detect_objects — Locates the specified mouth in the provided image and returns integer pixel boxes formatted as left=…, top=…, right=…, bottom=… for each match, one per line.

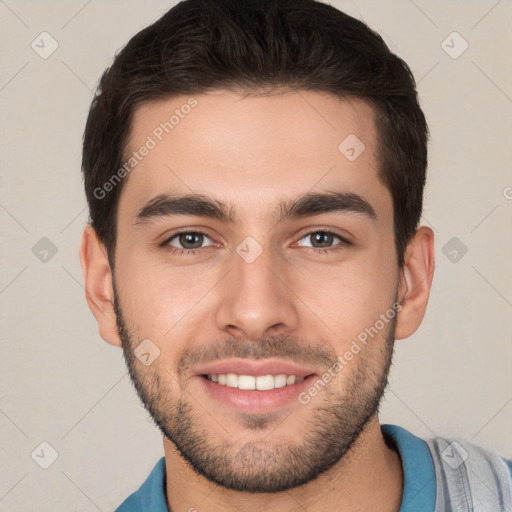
left=193, top=359, right=318, bottom=414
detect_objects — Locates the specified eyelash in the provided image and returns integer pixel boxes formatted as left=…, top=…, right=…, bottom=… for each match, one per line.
left=160, top=230, right=351, bottom=256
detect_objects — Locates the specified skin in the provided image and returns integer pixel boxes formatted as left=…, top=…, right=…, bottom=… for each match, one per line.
left=80, top=90, right=435, bottom=511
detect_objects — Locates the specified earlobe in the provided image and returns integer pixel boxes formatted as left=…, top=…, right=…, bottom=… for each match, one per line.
left=79, top=225, right=122, bottom=347
left=395, top=226, right=435, bottom=340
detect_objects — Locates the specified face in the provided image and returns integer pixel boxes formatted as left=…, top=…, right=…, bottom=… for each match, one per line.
left=111, top=90, right=402, bottom=492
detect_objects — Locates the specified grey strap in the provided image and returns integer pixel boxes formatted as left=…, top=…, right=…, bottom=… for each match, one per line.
left=425, top=436, right=512, bottom=512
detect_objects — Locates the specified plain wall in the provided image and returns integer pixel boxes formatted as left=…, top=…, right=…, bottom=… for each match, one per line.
left=1, top=0, right=511, bottom=510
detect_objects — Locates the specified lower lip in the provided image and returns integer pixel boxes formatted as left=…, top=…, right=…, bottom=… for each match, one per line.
left=198, top=375, right=316, bottom=414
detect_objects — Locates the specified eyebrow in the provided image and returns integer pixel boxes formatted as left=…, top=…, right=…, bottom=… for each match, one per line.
left=134, top=190, right=377, bottom=226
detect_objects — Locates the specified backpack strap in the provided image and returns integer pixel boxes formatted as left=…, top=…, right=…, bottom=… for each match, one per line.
left=425, top=436, right=512, bottom=512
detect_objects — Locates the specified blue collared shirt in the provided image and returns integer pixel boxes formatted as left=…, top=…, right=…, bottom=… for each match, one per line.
left=115, top=424, right=512, bottom=511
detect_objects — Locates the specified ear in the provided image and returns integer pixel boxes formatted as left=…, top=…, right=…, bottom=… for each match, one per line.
left=79, top=225, right=122, bottom=347
left=395, top=226, right=435, bottom=340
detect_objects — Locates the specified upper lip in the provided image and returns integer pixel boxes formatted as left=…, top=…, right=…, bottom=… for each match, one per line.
left=193, top=359, right=318, bottom=378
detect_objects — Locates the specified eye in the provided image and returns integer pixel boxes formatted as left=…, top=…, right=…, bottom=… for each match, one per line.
left=163, top=231, right=214, bottom=253
left=160, top=229, right=351, bottom=257
left=296, top=230, right=350, bottom=252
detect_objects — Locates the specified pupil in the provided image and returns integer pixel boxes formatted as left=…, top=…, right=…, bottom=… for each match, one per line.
left=180, top=233, right=202, bottom=249
left=313, top=232, right=332, bottom=248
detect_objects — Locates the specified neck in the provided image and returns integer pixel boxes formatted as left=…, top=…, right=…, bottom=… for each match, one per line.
left=163, top=415, right=404, bottom=512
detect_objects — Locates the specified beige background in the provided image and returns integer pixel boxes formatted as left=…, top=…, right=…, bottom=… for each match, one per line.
left=1, top=0, right=511, bottom=510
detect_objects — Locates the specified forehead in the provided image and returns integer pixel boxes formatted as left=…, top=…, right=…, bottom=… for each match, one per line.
left=119, top=90, right=391, bottom=227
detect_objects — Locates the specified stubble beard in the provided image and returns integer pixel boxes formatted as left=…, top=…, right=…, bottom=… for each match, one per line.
left=113, top=283, right=397, bottom=493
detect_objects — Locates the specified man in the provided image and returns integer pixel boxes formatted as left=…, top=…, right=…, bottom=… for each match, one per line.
left=78, top=0, right=512, bottom=510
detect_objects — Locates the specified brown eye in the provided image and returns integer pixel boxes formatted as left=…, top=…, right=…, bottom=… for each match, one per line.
left=297, top=230, right=348, bottom=250
left=310, top=232, right=335, bottom=248
left=165, top=231, right=214, bottom=251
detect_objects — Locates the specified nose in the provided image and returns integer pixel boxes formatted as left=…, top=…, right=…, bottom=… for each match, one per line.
left=214, top=242, right=300, bottom=341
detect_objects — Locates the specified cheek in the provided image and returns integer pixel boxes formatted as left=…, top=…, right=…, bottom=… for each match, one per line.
left=289, top=255, right=397, bottom=342
left=114, top=250, right=221, bottom=341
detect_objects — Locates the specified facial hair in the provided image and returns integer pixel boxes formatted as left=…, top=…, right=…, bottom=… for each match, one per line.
left=113, top=281, right=397, bottom=493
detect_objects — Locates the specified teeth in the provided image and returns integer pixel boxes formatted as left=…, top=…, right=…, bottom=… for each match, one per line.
left=274, top=374, right=287, bottom=388
left=226, top=373, right=237, bottom=388
left=238, top=375, right=256, bottom=390
left=206, top=373, right=305, bottom=390
left=256, top=375, right=274, bottom=391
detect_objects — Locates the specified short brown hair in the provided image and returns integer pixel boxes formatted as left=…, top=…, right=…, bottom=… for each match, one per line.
left=82, top=0, right=429, bottom=269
